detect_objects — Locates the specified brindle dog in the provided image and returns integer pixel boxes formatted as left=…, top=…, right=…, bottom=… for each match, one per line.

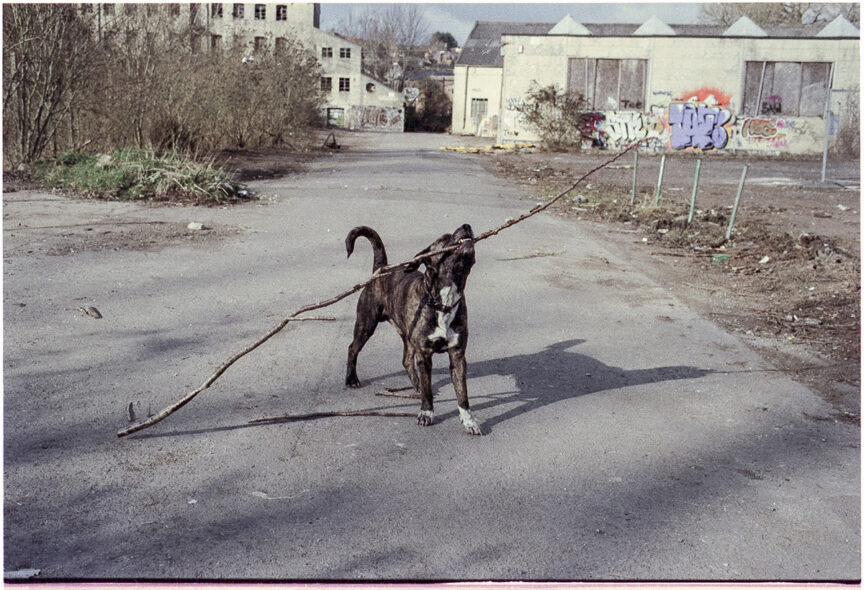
left=344, top=224, right=481, bottom=435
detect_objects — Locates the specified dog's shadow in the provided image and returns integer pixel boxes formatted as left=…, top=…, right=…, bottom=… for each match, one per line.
left=376, top=339, right=711, bottom=432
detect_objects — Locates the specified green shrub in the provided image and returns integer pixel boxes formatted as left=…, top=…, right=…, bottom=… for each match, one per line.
left=33, top=149, right=249, bottom=204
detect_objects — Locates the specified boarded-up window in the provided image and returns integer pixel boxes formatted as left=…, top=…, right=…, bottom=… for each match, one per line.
left=210, top=34, right=222, bottom=50
left=567, top=58, right=646, bottom=110
left=743, top=61, right=830, bottom=116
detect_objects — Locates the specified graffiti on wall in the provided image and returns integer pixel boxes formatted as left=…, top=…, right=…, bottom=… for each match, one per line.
left=348, top=105, right=403, bottom=132
left=576, top=112, right=606, bottom=145
left=597, top=111, right=666, bottom=148
left=668, top=102, right=733, bottom=150
left=476, top=114, right=499, bottom=137
left=676, top=88, right=732, bottom=107
left=761, top=95, right=782, bottom=114
left=739, top=117, right=791, bottom=148
left=504, top=97, right=524, bottom=111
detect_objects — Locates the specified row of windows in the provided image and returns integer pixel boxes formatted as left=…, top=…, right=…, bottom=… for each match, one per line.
left=321, top=77, right=351, bottom=92
left=566, top=58, right=831, bottom=117
left=211, top=4, right=288, bottom=21
left=90, top=4, right=182, bottom=17
left=321, top=47, right=351, bottom=59
left=92, top=3, right=289, bottom=21
left=210, top=34, right=291, bottom=51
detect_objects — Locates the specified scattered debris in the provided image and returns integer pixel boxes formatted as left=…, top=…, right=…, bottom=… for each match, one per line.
left=127, top=402, right=135, bottom=422
left=187, top=222, right=210, bottom=231
left=712, top=254, right=731, bottom=263
left=759, top=256, right=771, bottom=264
left=77, top=305, right=102, bottom=319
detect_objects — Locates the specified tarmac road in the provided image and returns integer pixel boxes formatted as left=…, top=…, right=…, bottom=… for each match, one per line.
left=3, top=132, right=860, bottom=581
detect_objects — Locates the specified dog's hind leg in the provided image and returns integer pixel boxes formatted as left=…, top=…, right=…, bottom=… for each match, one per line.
left=449, top=348, right=482, bottom=435
left=402, top=343, right=421, bottom=393
left=345, top=305, right=379, bottom=389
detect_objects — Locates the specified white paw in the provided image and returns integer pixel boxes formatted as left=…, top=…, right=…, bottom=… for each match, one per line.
left=417, top=409, right=435, bottom=427
left=458, top=407, right=482, bottom=436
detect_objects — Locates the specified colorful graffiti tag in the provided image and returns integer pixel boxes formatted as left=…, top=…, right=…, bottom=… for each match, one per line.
left=741, top=118, right=779, bottom=139
left=676, top=87, right=732, bottom=107
left=668, top=103, right=732, bottom=150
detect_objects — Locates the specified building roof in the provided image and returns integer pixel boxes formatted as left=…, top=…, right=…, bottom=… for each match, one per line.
left=457, top=21, right=553, bottom=67
left=458, top=16, right=858, bottom=67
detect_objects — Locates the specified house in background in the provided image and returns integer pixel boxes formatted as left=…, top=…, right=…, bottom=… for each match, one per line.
left=91, top=3, right=404, bottom=132
left=452, top=22, right=552, bottom=138
left=208, top=3, right=404, bottom=132
left=453, top=15, right=859, bottom=155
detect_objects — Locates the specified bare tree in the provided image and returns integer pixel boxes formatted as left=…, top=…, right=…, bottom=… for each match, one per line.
left=3, top=3, right=325, bottom=164
left=699, top=2, right=859, bottom=27
left=3, top=4, right=105, bottom=164
left=333, top=4, right=428, bottom=89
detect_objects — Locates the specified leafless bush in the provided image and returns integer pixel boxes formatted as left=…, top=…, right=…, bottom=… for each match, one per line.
left=515, top=84, right=588, bottom=151
left=3, top=4, right=325, bottom=166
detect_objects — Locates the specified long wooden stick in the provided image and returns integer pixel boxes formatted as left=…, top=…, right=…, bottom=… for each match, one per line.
left=116, top=316, right=335, bottom=437
left=249, top=410, right=417, bottom=424
left=116, top=141, right=643, bottom=438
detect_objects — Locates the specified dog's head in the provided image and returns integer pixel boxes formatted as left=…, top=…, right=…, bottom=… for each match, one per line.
left=405, top=224, right=475, bottom=293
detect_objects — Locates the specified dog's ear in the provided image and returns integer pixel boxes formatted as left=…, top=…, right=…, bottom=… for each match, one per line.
left=403, top=245, right=431, bottom=273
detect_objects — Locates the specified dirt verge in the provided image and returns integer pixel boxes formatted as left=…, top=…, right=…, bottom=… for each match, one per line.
left=482, top=149, right=860, bottom=420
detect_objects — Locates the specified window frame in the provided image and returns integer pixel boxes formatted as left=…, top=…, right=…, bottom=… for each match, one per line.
left=742, top=60, right=832, bottom=117
left=567, top=57, right=647, bottom=111
left=276, top=5, right=287, bottom=21
left=470, top=97, right=489, bottom=122
left=339, top=47, right=351, bottom=59
left=254, top=4, right=266, bottom=20
left=232, top=3, right=244, bottom=19
left=211, top=3, right=223, bottom=18
left=339, top=77, right=351, bottom=92
left=321, top=47, right=333, bottom=58
left=321, top=77, right=333, bottom=93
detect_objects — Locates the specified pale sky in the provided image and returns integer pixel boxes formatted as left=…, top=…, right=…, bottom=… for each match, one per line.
left=317, top=3, right=706, bottom=45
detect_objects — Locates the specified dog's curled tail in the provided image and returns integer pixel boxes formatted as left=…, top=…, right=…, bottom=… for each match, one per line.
left=345, top=226, right=388, bottom=272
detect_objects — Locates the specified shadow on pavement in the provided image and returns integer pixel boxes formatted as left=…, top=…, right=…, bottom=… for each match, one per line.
left=133, top=339, right=710, bottom=438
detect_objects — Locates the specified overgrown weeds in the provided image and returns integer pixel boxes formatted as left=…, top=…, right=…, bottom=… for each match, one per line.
left=34, top=149, right=251, bottom=204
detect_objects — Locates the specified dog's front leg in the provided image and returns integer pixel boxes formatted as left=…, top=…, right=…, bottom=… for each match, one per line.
left=449, top=349, right=482, bottom=435
left=415, top=353, right=435, bottom=427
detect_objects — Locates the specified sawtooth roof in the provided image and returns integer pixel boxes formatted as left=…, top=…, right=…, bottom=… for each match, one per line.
left=458, top=19, right=858, bottom=67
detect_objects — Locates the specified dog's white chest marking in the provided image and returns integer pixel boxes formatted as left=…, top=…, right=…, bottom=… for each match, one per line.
left=428, top=286, right=461, bottom=347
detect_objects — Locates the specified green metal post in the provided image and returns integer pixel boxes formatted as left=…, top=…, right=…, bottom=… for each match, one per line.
left=725, top=164, right=749, bottom=241
left=687, top=159, right=702, bottom=225
left=654, top=153, right=666, bottom=206
left=629, top=149, right=639, bottom=206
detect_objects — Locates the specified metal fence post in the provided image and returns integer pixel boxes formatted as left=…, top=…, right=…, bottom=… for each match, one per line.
left=725, top=164, right=749, bottom=241
left=654, top=153, right=666, bottom=206
left=687, top=159, right=702, bottom=225
left=630, top=149, right=639, bottom=206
